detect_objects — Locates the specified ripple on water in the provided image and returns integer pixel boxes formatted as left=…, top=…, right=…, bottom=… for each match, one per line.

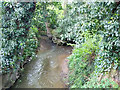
left=12, top=37, right=72, bottom=88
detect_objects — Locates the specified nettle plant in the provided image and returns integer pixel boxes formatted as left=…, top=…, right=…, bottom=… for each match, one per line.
left=1, top=2, right=36, bottom=73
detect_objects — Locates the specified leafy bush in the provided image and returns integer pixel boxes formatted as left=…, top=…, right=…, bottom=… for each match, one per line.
left=23, top=26, right=39, bottom=60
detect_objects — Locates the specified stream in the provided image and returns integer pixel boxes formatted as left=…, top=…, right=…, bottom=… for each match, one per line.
left=12, top=36, right=72, bottom=88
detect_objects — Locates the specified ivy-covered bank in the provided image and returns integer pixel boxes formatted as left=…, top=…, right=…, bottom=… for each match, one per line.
left=56, top=1, right=120, bottom=88
left=1, top=2, right=38, bottom=88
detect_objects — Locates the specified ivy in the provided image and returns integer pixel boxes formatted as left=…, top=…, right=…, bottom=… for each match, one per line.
left=1, top=2, right=36, bottom=73
left=57, top=1, right=120, bottom=88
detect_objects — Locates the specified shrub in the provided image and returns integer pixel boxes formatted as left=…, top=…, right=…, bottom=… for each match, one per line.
left=68, top=33, right=101, bottom=88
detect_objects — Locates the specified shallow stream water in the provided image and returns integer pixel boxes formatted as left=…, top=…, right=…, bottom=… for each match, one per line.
left=12, top=36, right=72, bottom=88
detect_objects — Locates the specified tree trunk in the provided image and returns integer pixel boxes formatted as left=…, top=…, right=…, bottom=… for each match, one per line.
left=45, top=22, right=52, bottom=38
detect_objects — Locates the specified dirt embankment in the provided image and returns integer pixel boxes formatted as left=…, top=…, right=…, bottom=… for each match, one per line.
left=58, top=48, right=72, bottom=88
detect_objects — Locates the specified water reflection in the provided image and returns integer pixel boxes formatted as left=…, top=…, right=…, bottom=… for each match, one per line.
left=12, top=36, right=72, bottom=88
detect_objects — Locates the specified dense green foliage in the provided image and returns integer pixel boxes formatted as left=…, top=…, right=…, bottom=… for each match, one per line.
left=57, top=2, right=120, bottom=88
left=82, top=77, right=119, bottom=88
left=32, top=2, right=63, bottom=31
left=1, top=1, right=63, bottom=74
left=1, top=2, right=37, bottom=73
left=1, top=1, right=119, bottom=88
left=69, top=34, right=101, bottom=87
left=1, top=1, right=63, bottom=73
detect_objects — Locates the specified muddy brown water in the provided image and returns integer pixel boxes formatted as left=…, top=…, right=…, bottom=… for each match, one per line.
left=12, top=36, right=72, bottom=88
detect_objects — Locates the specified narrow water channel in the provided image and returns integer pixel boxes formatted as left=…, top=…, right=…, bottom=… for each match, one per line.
left=12, top=36, right=72, bottom=88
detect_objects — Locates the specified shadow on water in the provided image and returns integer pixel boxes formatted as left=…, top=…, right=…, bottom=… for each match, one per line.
left=12, top=36, right=72, bottom=88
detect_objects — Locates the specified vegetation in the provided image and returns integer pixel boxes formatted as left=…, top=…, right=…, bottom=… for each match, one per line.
left=57, top=2, right=119, bottom=88
left=1, top=2, right=36, bottom=73
left=32, top=2, right=63, bottom=36
left=1, top=1, right=120, bottom=89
